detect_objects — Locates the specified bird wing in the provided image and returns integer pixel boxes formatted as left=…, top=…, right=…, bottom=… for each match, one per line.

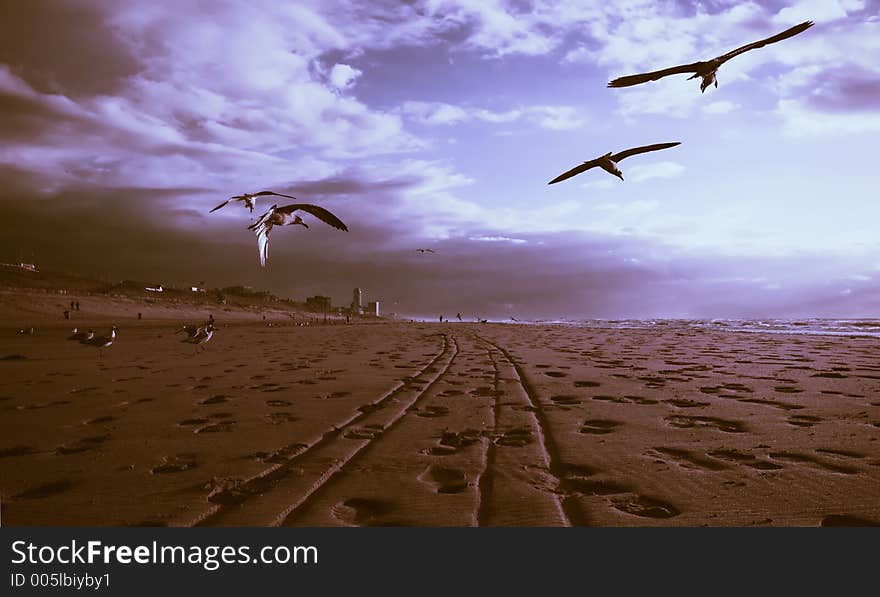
left=254, top=190, right=298, bottom=200
left=209, top=198, right=231, bottom=213
left=255, top=223, right=272, bottom=267
left=548, top=159, right=600, bottom=185
left=248, top=205, right=277, bottom=231
left=611, top=142, right=681, bottom=162
left=607, top=62, right=702, bottom=88
left=276, top=204, right=348, bottom=231
left=426, top=249, right=435, bottom=253
left=715, top=21, right=814, bottom=64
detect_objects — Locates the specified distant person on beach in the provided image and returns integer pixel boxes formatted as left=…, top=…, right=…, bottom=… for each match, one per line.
left=75, top=301, right=80, bottom=311
left=137, top=312, right=142, bottom=320
left=63, top=310, right=70, bottom=320
left=456, top=312, right=462, bottom=321
left=70, top=300, right=75, bottom=310
left=439, top=315, right=443, bottom=323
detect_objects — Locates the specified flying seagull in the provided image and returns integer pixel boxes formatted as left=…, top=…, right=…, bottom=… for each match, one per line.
left=248, top=203, right=348, bottom=267
left=416, top=248, right=435, bottom=254
left=209, top=190, right=298, bottom=214
left=548, top=142, right=681, bottom=184
left=607, top=21, right=814, bottom=93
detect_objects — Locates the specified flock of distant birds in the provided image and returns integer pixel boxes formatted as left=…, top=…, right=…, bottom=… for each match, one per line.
left=15, top=20, right=817, bottom=355
left=205, top=21, right=814, bottom=265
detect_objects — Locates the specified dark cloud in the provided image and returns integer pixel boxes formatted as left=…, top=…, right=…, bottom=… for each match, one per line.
left=2, top=185, right=875, bottom=319
left=0, top=0, right=140, bottom=96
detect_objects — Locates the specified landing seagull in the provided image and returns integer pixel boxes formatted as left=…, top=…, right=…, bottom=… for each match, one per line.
left=209, top=190, right=298, bottom=214
left=248, top=203, right=348, bottom=267
left=182, top=323, right=214, bottom=353
left=608, top=21, right=814, bottom=93
left=548, top=142, right=681, bottom=184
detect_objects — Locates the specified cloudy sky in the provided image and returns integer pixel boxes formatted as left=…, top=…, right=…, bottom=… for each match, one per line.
left=1, top=0, right=879, bottom=319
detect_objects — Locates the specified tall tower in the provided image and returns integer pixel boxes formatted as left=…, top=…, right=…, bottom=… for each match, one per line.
left=352, top=287, right=363, bottom=311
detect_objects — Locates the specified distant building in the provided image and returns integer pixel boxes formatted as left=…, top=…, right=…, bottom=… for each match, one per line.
left=306, top=295, right=332, bottom=312
left=367, top=300, right=380, bottom=317
left=352, top=287, right=364, bottom=314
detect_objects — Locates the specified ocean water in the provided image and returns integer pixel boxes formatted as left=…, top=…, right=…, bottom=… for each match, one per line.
left=553, top=318, right=880, bottom=337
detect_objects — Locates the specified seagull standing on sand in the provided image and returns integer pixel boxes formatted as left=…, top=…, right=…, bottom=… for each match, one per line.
left=83, top=326, right=117, bottom=357
left=209, top=190, right=299, bottom=214
left=248, top=203, right=348, bottom=267
left=607, top=21, right=814, bottom=93
left=548, top=142, right=681, bottom=184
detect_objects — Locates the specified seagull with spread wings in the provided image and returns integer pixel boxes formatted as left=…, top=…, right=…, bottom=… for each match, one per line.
left=209, top=190, right=298, bottom=213
left=248, top=203, right=348, bottom=267
left=607, top=21, right=814, bottom=93
left=548, top=142, right=681, bottom=184
left=416, top=248, right=435, bottom=254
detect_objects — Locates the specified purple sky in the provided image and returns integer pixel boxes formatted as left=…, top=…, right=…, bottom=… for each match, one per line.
left=1, top=0, right=879, bottom=319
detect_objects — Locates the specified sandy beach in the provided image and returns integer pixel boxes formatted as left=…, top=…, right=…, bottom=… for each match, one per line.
left=2, top=307, right=878, bottom=527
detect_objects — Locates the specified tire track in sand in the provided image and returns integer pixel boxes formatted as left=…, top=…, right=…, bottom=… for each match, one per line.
left=168, top=333, right=451, bottom=526
left=192, top=334, right=459, bottom=526
left=475, top=334, right=584, bottom=526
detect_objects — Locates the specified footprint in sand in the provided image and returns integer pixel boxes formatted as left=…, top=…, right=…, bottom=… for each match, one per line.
left=665, top=414, right=746, bottom=433
left=663, top=398, right=709, bottom=408
left=544, top=371, right=567, bottom=378
left=418, top=464, right=469, bottom=494
left=423, top=429, right=482, bottom=455
left=266, top=399, right=293, bottom=407
left=266, top=412, right=300, bottom=424
left=199, top=395, right=230, bottom=405
left=579, top=419, right=621, bottom=435
left=768, top=452, right=857, bottom=475
left=612, top=495, right=680, bottom=519
left=55, top=434, right=111, bottom=455
left=709, top=448, right=782, bottom=470
left=648, top=447, right=728, bottom=471
left=413, top=405, right=450, bottom=418
left=573, top=380, right=601, bottom=388
left=787, top=414, right=822, bottom=428
left=13, top=479, right=76, bottom=500
left=178, top=418, right=209, bottom=427
left=151, top=454, right=198, bottom=474
left=774, top=385, right=804, bottom=394
left=84, top=415, right=116, bottom=425
left=550, top=394, right=581, bottom=406
left=331, top=497, right=395, bottom=526
left=195, top=421, right=236, bottom=434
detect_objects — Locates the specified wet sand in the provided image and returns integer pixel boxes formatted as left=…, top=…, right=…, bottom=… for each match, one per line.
left=1, top=319, right=879, bottom=526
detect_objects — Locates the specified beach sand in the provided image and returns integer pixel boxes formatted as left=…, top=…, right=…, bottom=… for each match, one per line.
left=2, top=314, right=879, bottom=527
